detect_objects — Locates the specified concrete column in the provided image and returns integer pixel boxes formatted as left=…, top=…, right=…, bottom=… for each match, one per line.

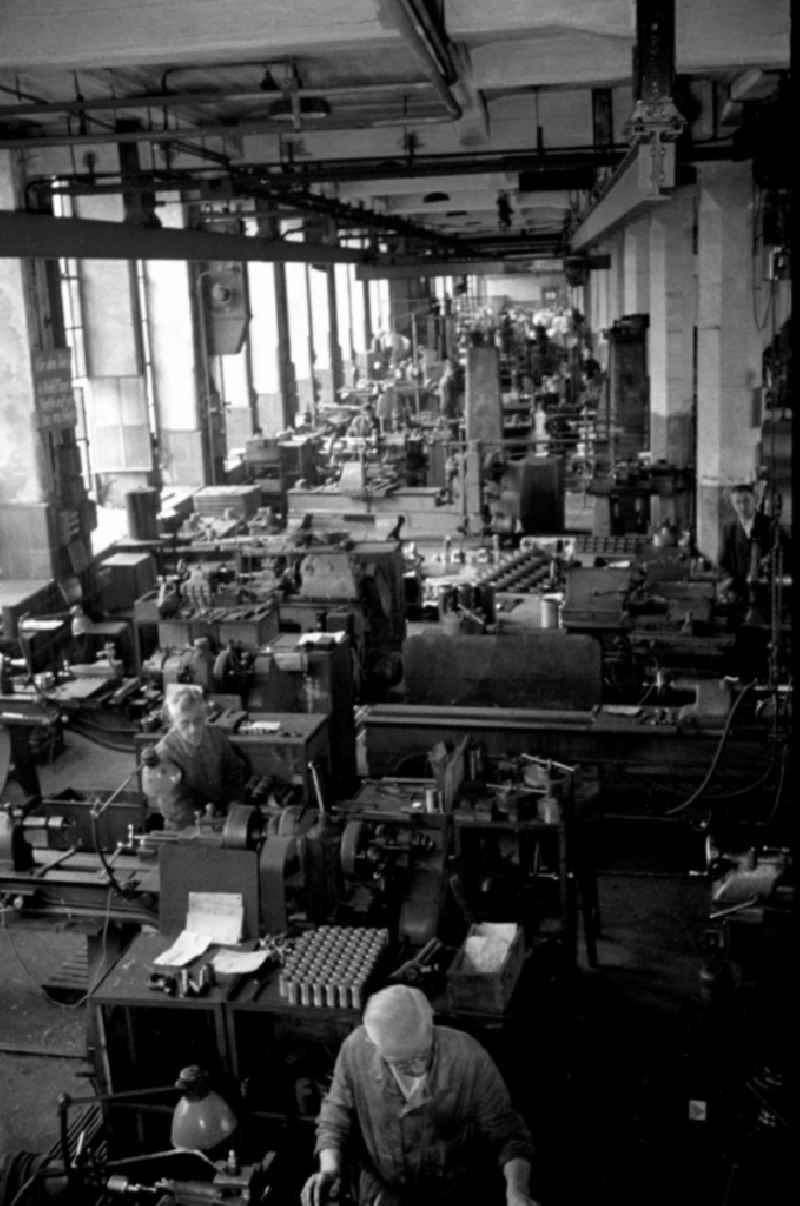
left=624, top=217, right=650, bottom=316
left=273, top=261, right=297, bottom=427
left=256, top=210, right=296, bottom=429
left=146, top=196, right=205, bottom=486
left=590, top=246, right=607, bottom=346
left=465, top=346, right=502, bottom=443
left=649, top=187, right=695, bottom=473
left=594, top=237, right=619, bottom=369
left=0, top=150, right=51, bottom=576
left=326, top=266, right=344, bottom=398
left=388, top=275, right=431, bottom=343
left=696, top=162, right=764, bottom=563
left=611, top=230, right=626, bottom=323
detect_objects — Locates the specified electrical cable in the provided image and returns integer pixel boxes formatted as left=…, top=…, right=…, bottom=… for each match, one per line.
left=701, top=705, right=783, bottom=802
left=65, top=724, right=136, bottom=754
left=664, top=680, right=757, bottom=815
left=6, top=1152, right=58, bottom=1206
left=89, top=811, right=127, bottom=899
left=761, top=742, right=789, bottom=827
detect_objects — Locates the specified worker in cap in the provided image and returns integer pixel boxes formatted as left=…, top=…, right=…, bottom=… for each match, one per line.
left=301, top=984, right=538, bottom=1206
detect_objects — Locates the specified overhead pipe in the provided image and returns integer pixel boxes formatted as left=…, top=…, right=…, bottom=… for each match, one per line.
left=0, top=80, right=435, bottom=120
left=381, top=0, right=462, bottom=120
left=0, top=79, right=229, bottom=167
left=0, top=108, right=453, bottom=150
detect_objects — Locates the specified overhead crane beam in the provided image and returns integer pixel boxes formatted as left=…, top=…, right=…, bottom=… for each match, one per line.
left=0, top=210, right=366, bottom=263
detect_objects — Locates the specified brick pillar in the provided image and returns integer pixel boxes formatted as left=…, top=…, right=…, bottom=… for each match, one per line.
left=696, top=162, right=763, bottom=563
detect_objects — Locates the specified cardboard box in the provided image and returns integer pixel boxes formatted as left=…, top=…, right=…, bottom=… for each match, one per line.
left=446, top=923, right=525, bottom=1015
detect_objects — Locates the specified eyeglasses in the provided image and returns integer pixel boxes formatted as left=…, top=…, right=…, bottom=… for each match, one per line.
left=385, top=1055, right=429, bottom=1076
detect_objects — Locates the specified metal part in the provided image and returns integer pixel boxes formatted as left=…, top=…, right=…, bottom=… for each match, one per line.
left=259, top=834, right=303, bottom=933
left=308, top=761, right=326, bottom=817
left=340, top=820, right=364, bottom=877
left=280, top=925, right=388, bottom=1009
left=221, top=804, right=262, bottom=850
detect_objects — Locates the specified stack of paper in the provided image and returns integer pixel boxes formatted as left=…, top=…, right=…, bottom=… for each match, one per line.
left=464, top=923, right=518, bottom=974
left=153, top=892, right=244, bottom=967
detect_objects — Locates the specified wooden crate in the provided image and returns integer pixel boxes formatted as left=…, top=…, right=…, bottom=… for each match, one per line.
left=446, top=923, right=525, bottom=1015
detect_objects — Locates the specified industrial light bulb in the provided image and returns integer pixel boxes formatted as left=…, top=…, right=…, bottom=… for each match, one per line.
left=170, top=1066, right=237, bottom=1152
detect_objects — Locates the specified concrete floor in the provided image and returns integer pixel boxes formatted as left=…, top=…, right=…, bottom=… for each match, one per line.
left=0, top=733, right=135, bottom=1158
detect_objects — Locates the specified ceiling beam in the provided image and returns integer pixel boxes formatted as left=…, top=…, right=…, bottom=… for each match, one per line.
left=238, top=146, right=629, bottom=185
left=356, top=257, right=565, bottom=280
left=0, top=210, right=366, bottom=263
left=39, top=173, right=470, bottom=252
left=380, top=0, right=462, bottom=120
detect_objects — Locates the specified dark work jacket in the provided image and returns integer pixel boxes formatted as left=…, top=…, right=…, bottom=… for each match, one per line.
left=719, top=514, right=774, bottom=597
left=316, top=1024, right=533, bottom=1205
left=154, top=726, right=249, bottom=829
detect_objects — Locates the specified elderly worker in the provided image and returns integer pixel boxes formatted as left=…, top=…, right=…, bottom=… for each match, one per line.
left=153, top=686, right=249, bottom=830
left=301, top=984, right=537, bottom=1206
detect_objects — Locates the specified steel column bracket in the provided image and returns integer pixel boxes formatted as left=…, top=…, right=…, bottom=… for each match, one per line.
left=568, top=141, right=675, bottom=251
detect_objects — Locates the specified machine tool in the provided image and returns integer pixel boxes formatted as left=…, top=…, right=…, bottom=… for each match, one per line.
left=140, top=791, right=342, bottom=937
left=0, top=1074, right=283, bottom=1206
left=336, top=780, right=450, bottom=948
left=246, top=631, right=357, bottom=794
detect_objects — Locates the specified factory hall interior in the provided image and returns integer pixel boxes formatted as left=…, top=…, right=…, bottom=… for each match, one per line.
left=0, top=2, right=794, bottom=1205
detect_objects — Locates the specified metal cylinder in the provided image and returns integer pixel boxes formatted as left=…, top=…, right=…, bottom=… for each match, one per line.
left=540, top=594, right=560, bottom=628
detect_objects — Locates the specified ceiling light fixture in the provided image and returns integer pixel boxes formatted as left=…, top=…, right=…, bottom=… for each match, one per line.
left=268, top=96, right=331, bottom=120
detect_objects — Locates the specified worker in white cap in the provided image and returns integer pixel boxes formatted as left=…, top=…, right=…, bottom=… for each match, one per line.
left=301, top=984, right=537, bottom=1206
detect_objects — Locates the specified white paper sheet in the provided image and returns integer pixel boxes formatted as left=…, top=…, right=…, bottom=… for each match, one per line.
left=211, top=949, right=269, bottom=976
left=186, top=892, right=244, bottom=945
left=153, top=931, right=211, bottom=967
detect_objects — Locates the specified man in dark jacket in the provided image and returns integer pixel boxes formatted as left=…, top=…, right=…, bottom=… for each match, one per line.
left=717, top=484, right=789, bottom=681
left=718, top=484, right=773, bottom=608
left=154, top=686, right=249, bottom=829
left=301, top=985, right=537, bottom=1206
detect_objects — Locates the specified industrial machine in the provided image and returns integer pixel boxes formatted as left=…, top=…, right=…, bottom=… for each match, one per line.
left=337, top=781, right=450, bottom=948
left=0, top=1074, right=295, bottom=1205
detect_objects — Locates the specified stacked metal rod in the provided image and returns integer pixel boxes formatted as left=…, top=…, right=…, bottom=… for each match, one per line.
left=480, top=549, right=553, bottom=594
left=278, top=925, right=389, bottom=1009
